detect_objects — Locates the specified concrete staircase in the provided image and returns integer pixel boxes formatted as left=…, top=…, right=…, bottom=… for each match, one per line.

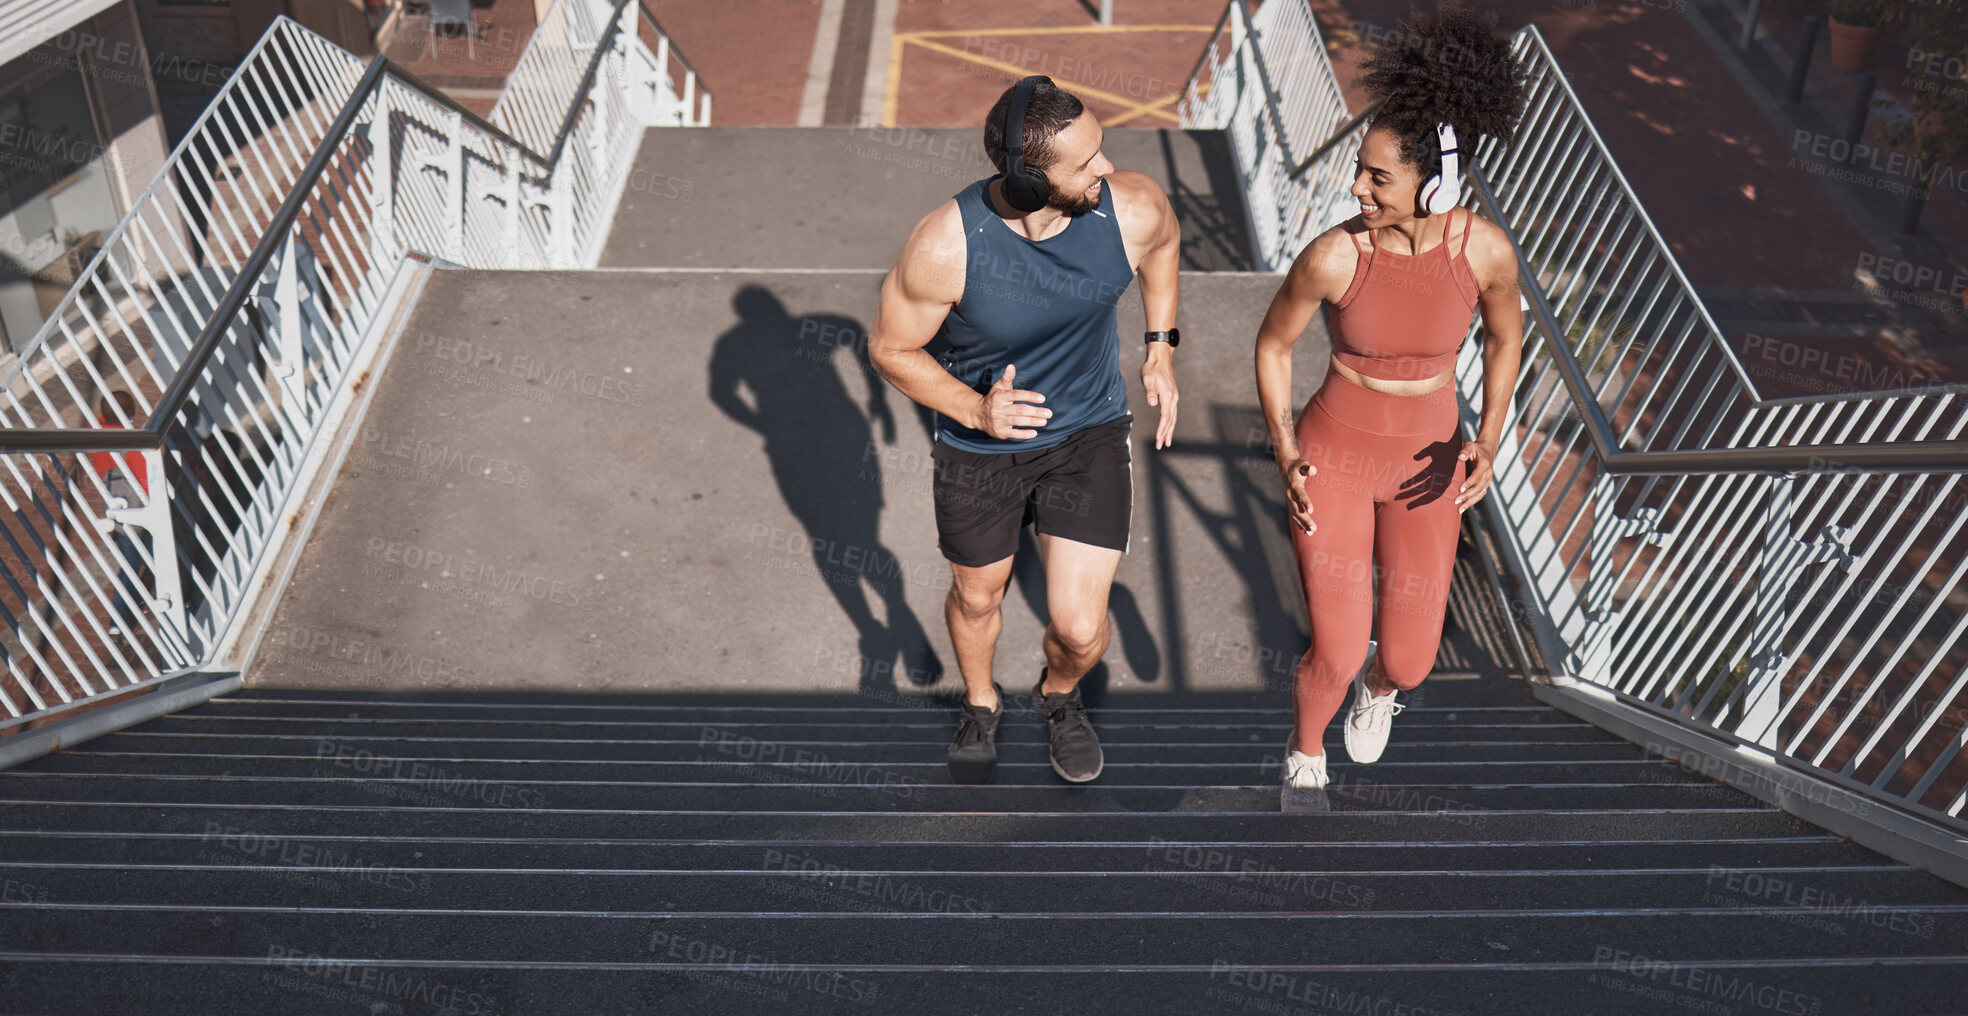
left=5, top=687, right=1967, bottom=1013
left=3, top=128, right=1966, bottom=1014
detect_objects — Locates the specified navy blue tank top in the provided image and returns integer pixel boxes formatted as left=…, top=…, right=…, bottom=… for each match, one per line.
left=929, top=177, right=1135, bottom=454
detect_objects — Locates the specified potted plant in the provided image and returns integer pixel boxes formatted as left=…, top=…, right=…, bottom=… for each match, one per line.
left=1825, top=0, right=1894, bottom=71
left=1875, top=0, right=1967, bottom=234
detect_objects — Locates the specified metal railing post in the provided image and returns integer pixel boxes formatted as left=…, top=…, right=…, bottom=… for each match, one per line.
left=1740, top=0, right=1765, bottom=48
left=1738, top=474, right=1856, bottom=746
left=365, top=89, right=396, bottom=255
left=444, top=109, right=466, bottom=262
left=1844, top=71, right=1876, bottom=164
left=1787, top=17, right=1820, bottom=103
left=551, top=171, right=575, bottom=269
left=504, top=159, right=523, bottom=265
left=268, top=227, right=308, bottom=411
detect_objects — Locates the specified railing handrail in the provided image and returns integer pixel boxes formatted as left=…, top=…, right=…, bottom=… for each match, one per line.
left=0, top=0, right=672, bottom=455
left=1288, top=98, right=1380, bottom=180
left=394, top=62, right=554, bottom=168
left=636, top=1, right=706, bottom=83
left=1511, top=27, right=1762, bottom=402
left=1233, top=0, right=1299, bottom=169
left=0, top=52, right=390, bottom=457
left=1180, top=0, right=1235, bottom=101
left=544, top=0, right=634, bottom=168
left=1468, top=164, right=1968, bottom=475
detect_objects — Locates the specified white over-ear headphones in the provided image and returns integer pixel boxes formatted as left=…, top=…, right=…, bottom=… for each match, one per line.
left=1419, top=122, right=1461, bottom=215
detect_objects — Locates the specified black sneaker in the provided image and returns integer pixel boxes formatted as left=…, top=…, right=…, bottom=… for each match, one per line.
left=1033, top=669, right=1104, bottom=783
left=947, top=683, right=1004, bottom=784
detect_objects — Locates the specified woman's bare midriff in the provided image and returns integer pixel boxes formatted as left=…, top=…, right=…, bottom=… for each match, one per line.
left=1330, top=358, right=1455, bottom=396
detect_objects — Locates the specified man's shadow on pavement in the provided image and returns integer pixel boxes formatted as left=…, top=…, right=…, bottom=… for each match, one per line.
left=707, top=285, right=943, bottom=695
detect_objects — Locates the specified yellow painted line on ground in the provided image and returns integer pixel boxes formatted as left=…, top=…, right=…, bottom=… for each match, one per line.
left=1099, top=89, right=1183, bottom=127
left=900, top=25, right=1214, bottom=38
left=900, top=34, right=1183, bottom=124
left=883, top=28, right=905, bottom=126
left=881, top=24, right=1213, bottom=128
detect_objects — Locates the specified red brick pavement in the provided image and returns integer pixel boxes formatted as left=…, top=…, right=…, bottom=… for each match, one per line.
left=384, top=0, right=545, bottom=117
left=642, top=0, right=826, bottom=125
left=1746, top=0, right=1968, bottom=285
left=639, top=1, right=1225, bottom=126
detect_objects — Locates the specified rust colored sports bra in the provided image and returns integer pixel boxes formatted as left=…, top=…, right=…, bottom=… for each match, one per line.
left=1327, top=207, right=1482, bottom=382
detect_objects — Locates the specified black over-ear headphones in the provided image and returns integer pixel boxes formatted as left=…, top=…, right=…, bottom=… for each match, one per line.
left=1001, top=75, right=1053, bottom=213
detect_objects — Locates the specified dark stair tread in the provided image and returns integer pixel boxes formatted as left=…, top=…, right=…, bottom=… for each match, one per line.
left=0, top=833, right=1891, bottom=872
left=0, top=802, right=1824, bottom=841
left=7, top=864, right=1959, bottom=914
left=0, top=775, right=1761, bottom=812
left=20, top=755, right=1726, bottom=785
left=1, top=957, right=1957, bottom=1016
left=65, top=735, right=1651, bottom=764
left=6, top=908, right=1964, bottom=965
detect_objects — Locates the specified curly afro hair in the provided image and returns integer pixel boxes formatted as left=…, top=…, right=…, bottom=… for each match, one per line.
left=1356, top=4, right=1526, bottom=186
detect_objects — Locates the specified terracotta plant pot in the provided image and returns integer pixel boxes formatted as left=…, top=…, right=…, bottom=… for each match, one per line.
left=1827, top=17, right=1885, bottom=72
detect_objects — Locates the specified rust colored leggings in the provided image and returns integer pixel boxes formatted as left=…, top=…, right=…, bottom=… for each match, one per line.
left=1287, top=364, right=1465, bottom=756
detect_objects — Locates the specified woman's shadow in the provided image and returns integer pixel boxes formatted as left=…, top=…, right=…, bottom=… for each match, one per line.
left=708, top=285, right=943, bottom=695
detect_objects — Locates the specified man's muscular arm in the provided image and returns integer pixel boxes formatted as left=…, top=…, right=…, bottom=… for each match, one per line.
left=868, top=201, right=1052, bottom=440
left=1108, top=171, right=1181, bottom=448
left=1109, top=171, right=1179, bottom=331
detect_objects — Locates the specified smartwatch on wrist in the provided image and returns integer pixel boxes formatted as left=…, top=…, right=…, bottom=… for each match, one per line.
left=1145, top=328, right=1180, bottom=349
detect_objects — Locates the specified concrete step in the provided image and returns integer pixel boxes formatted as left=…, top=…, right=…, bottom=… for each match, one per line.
left=599, top=127, right=1259, bottom=270
left=3, top=959, right=1961, bottom=1016
left=7, top=863, right=1954, bottom=914
left=217, top=680, right=1538, bottom=707
left=183, top=700, right=1555, bottom=721
left=0, top=773, right=1756, bottom=812
left=0, top=800, right=1821, bottom=841
left=26, top=753, right=1707, bottom=787
left=124, top=716, right=1611, bottom=743
left=0, top=832, right=1887, bottom=873
left=9, top=907, right=1964, bottom=965
left=71, top=733, right=1644, bottom=763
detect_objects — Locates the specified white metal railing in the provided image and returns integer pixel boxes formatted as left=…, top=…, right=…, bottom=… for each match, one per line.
left=1178, top=0, right=1349, bottom=271
left=0, top=0, right=707, bottom=738
left=1184, top=1, right=1968, bottom=832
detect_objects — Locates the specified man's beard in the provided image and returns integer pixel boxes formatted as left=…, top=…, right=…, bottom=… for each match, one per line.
left=1048, top=179, right=1100, bottom=217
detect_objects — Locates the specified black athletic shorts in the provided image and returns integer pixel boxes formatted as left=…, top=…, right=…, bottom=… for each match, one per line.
left=930, top=414, right=1133, bottom=567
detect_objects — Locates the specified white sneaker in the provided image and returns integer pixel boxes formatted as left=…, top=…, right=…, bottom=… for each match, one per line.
left=1281, top=749, right=1330, bottom=813
left=1343, top=641, right=1403, bottom=764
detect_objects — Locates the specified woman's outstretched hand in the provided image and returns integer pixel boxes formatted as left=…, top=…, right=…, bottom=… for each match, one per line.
left=1455, top=440, right=1496, bottom=514
left=1279, top=456, right=1317, bottom=534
